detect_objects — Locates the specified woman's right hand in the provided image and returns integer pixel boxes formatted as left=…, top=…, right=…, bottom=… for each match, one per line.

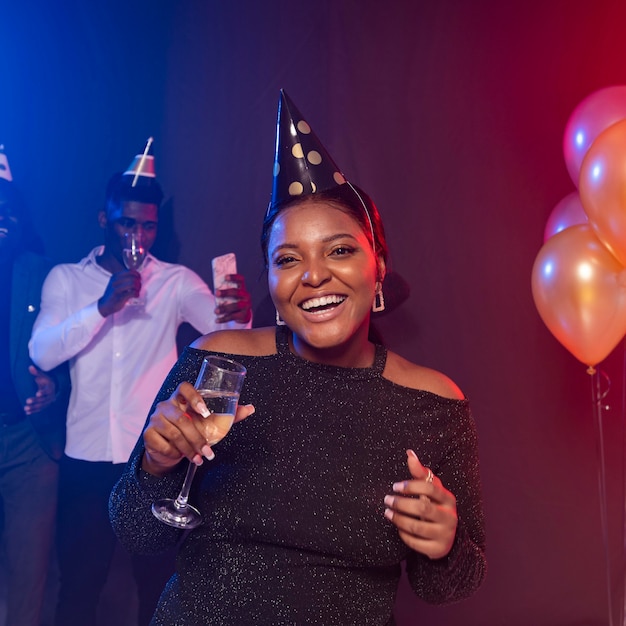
left=141, top=381, right=254, bottom=476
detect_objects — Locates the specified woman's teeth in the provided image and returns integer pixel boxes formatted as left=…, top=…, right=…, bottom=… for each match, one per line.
left=301, top=295, right=346, bottom=311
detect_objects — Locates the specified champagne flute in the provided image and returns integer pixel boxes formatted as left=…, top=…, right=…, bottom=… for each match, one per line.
left=151, top=355, right=247, bottom=529
left=122, top=231, right=146, bottom=306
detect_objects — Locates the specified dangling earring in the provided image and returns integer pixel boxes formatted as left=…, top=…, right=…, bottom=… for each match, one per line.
left=372, top=284, right=385, bottom=313
left=275, top=310, right=286, bottom=325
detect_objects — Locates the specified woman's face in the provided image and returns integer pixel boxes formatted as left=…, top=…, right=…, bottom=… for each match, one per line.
left=267, top=200, right=382, bottom=361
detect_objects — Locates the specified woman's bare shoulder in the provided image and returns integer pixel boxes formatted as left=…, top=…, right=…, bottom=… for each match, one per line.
left=190, top=327, right=277, bottom=356
left=383, top=350, right=465, bottom=400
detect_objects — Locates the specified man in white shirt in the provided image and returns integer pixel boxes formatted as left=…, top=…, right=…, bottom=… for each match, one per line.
left=29, top=145, right=252, bottom=626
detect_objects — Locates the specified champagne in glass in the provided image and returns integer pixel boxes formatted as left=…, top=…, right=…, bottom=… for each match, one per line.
left=151, top=356, right=247, bottom=529
left=122, top=231, right=146, bottom=306
left=194, top=389, right=239, bottom=442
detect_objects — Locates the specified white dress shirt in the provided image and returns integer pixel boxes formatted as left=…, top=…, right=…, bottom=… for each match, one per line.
left=29, top=246, right=250, bottom=464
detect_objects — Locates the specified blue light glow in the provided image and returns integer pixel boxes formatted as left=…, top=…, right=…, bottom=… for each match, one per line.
left=592, top=163, right=602, bottom=180
left=575, top=131, right=585, bottom=147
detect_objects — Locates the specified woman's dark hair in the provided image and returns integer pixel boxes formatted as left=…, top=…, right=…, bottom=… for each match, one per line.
left=261, top=183, right=388, bottom=270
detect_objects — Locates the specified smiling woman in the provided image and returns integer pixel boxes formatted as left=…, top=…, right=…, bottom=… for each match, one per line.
left=109, top=89, right=486, bottom=625
left=266, top=200, right=381, bottom=366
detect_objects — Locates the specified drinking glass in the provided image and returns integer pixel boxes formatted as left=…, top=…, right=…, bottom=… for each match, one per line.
left=122, top=231, right=146, bottom=306
left=151, top=355, right=247, bottom=529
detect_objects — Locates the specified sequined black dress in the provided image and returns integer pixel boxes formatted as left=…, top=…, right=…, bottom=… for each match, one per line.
left=110, top=326, right=486, bottom=625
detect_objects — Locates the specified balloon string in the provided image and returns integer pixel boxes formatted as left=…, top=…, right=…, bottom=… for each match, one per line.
left=591, top=368, right=614, bottom=626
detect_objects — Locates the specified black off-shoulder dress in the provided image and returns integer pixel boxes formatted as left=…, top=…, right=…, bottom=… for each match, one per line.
left=110, top=326, right=486, bottom=625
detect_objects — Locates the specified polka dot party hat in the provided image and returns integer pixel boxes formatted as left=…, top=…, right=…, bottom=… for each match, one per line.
left=269, top=89, right=347, bottom=213
left=123, top=137, right=156, bottom=187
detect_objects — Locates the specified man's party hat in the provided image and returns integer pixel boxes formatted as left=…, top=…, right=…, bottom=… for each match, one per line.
left=0, top=145, right=13, bottom=182
left=123, top=137, right=156, bottom=187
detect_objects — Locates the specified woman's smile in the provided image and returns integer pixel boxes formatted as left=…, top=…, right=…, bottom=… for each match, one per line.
left=299, top=293, right=347, bottom=312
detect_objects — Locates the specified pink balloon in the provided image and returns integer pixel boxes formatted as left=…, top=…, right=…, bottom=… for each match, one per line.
left=543, top=191, right=588, bottom=242
left=563, top=85, right=626, bottom=187
left=579, top=118, right=626, bottom=267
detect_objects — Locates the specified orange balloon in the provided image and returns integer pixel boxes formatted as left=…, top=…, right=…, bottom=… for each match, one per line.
left=579, top=118, right=626, bottom=266
left=531, top=224, right=626, bottom=366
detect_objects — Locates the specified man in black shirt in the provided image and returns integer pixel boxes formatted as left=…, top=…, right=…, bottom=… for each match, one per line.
left=0, top=151, right=70, bottom=626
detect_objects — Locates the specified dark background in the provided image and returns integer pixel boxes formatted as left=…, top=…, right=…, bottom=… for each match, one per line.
left=2, top=1, right=626, bottom=624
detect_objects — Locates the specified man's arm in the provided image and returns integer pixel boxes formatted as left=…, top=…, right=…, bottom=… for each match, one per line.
left=28, top=265, right=107, bottom=371
left=177, top=267, right=252, bottom=336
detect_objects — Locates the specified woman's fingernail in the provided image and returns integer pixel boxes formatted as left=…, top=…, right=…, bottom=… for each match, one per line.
left=245, top=404, right=255, bottom=414
left=384, top=495, right=394, bottom=507
left=384, top=508, right=394, bottom=521
left=407, top=449, right=418, bottom=460
left=202, top=445, right=215, bottom=460
left=392, top=481, right=405, bottom=492
left=195, top=401, right=210, bottom=418
left=192, top=454, right=203, bottom=466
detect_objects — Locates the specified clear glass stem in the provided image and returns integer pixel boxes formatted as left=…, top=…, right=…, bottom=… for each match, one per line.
left=174, top=462, right=198, bottom=509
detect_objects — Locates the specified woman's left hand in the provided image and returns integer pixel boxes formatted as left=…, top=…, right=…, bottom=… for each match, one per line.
left=384, top=449, right=458, bottom=559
